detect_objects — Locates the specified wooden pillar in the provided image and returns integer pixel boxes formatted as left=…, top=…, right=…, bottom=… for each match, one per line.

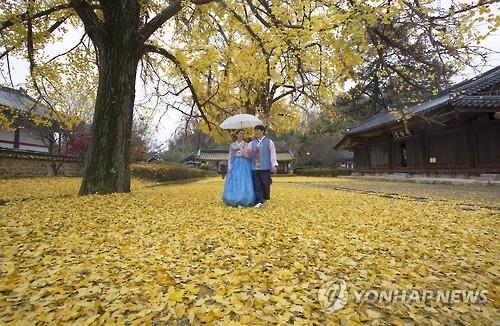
left=367, top=144, right=372, bottom=169
left=14, top=129, right=20, bottom=149
left=388, top=138, right=393, bottom=171
left=420, top=133, right=427, bottom=173
left=466, top=121, right=477, bottom=170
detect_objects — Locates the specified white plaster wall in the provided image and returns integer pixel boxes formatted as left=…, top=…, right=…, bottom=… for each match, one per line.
left=19, top=128, right=48, bottom=152
left=0, top=128, right=14, bottom=148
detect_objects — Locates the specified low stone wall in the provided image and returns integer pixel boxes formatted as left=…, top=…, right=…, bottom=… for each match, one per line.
left=0, top=150, right=83, bottom=178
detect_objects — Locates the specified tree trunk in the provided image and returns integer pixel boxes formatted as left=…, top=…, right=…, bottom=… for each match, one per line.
left=79, top=49, right=139, bottom=195
left=79, top=5, right=141, bottom=195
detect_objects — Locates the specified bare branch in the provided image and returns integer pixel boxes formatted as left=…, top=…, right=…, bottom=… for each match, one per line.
left=47, top=34, right=87, bottom=64
left=366, top=28, right=427, bottom=92
left=0, top=47, right=15, bottom=61
left=369, top=27, right=436, bottom=69
left=271, top=89, right=295, bottom=104
left=26, top=8, right=35, bottom=74
left=245, top=0, right=271, bottom=27
left=6, top=53, right=14, bottom=87
left=429, top=0, right=499, bottom=20
left=143, top=43, right=212, bottom=129
left=209, top=13, right=230, bottom=46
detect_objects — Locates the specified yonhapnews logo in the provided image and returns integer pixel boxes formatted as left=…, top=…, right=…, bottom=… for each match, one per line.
left=317, top=279, right=349, bottom=313
left=318, top=278, right=488, bottom=314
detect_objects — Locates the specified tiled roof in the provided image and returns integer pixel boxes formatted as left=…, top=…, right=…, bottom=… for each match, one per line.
left=276, top=150, right=294, bottom=161
left=0, top=86, right=51, bottom=118
left=347, top=110, right=395, bottom=134
left=452, top=95, right=500, bottom=108
left=346, top=65, right=500, bottom=135
left=198, top=149, right=294, bottom=162
left=198, top=150, right=228, bottom=161
left=182, top=154, right=198, bottom=162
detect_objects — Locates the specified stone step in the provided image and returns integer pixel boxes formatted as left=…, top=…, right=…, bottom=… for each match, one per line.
left=478, top=173, right=500, bottom=181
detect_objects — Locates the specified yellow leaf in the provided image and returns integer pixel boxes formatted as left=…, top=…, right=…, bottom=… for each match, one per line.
left=168, top=287, right=184, bottom=303
left=239, top=314, right=253, bottom=324
left=184, top=283, right=199, bottom=294
left=83, top=314, right=100, bottom=326
left=198, top=311, right=215, bottom=323
left=175, top=304, right=186, bottom=318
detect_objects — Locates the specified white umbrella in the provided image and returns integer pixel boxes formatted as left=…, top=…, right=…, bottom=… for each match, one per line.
left=219, top=113, right=263, bottom=129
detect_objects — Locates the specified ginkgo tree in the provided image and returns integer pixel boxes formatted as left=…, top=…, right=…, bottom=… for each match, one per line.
left=161, top=0, right=498, bottom=140
left=0, top=0, right=497, bottom=195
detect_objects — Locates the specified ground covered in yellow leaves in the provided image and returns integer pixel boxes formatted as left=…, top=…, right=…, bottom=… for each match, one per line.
left=0, top=177, right=498, bottom=324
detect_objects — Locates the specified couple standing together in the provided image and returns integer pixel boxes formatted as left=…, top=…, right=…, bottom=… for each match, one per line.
left=222, top=125, right=278, bottom=208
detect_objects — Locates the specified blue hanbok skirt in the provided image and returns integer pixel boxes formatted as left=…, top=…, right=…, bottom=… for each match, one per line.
left=223, top=156, right=255, bottom=206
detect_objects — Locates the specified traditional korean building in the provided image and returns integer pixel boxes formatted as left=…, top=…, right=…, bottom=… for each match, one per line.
left=0, top=86, right=52, bottom=152
left=335, top=66, right=500, bottom=177
left=0, top=86, right=83, bottom=178
left=197, top=148, right=295, bottom=174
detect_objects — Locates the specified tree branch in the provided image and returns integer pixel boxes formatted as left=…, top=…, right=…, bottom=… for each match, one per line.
left=271, top=89, right=295, bottom=104
left=0, top=47, right=15, bottom=61
left=26, top=9, right=35, bottom=74
left=0, top=4, right=72, bottom=32
left=47, top=34, right=87, bottom=64
left=70, top=0, right=104, bottom=49
left=366, top=28, right=427, bottom=92
left=429, top=0, right=499, bottom=20
left=0, top=15, right=71, bottom=61
left=245, top=0, right=271, bottom=28
left=5, top=53, right=14, bottom=87
left=220, top=1, right=269, bottom=56
left=140, top=0, right=181, bottom=42
left=140, top=0, right=216, bottom=43
left=369, top=27, right=436, bottom=69
left=143, top=44, right=212, bottom=129
left=209, top=13, right=230, bottom=46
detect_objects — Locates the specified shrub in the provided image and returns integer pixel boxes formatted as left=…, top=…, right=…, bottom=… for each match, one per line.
left=293, top=168, right=352, bottom=177
left=199, top=162, right=210, bottom=170
left=131, top=163, right=204, bottom=182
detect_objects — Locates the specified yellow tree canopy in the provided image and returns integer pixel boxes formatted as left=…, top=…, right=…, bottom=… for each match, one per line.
left=140, top=0, right=498, bottom=140
left=2, top=0, right=497, bottom=138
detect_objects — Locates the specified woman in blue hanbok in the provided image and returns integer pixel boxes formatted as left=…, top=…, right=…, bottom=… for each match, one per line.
left=222, top=129, right=256, bottom=207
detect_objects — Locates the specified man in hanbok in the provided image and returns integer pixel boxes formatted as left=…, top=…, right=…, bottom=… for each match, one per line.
left=248, top=125, right=278, bottom=208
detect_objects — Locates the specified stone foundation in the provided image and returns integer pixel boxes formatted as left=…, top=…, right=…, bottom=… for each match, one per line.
left=347, top=172, right=500, bottom=185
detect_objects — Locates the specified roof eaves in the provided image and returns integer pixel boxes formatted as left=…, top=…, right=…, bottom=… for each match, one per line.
left=344, top=65, right=500, bottom=135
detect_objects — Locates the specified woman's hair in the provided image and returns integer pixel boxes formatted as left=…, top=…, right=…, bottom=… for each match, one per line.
left=232, top=129, right=245, bottom=142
